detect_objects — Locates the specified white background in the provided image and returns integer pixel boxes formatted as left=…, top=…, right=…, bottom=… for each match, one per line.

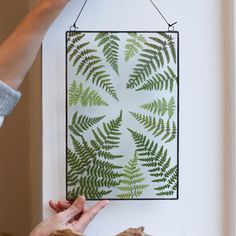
left=42, top=0, right=225, bottom=235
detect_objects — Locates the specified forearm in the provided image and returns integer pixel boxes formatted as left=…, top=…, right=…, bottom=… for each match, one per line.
left=0, top=0, right=70, bottom=89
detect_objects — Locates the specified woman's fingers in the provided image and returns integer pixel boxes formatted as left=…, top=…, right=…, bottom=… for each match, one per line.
left=59, top=196, right=86, bottom=222
left=48, top=198, right=109, bottom=234
left=49, top=200, right=71, bottom=213
left=49, top=200, right=61, bottom=213
left=72, top=200, right=109, bottom=233
left=58, top=201, right=71, bottom=210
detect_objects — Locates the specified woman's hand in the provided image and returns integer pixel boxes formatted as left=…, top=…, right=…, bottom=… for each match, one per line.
left=30, top=196, right=109, bottom=236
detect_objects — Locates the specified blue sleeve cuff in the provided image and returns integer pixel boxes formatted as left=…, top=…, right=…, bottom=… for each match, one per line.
left=0, top=116, right=4, bottom=127
left=0, top=80, right=21, bottom=115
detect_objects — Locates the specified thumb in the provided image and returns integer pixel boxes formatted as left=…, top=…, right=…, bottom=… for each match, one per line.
left=60, top=196, right=86, bottom=222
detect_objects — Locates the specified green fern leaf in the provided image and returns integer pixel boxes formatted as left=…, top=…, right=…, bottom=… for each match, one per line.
left=68, top=156, right=122, bottom=199
left=154, top=164, right=178, bottom=197
left=95, top=32, right=120, bottom=75
left=68, top=80, right=81, bottom=106
left=97, top=150, right=123, bottom=160
left=125, top=33, right=146, bottom=61
left=76, top=54, right=100, bottom=75
left=136, top=66, right=178, bottom=92
left=157, top=32, right=177, bottom=63
left=129, top=112, right=177, bottom=143
left=128, top=130, right=177, bottom=197
left=127, top=129, right=158, bottom=156
left=67, top=32, right=86, bottom=55
left=164, top=121, right=177, bottom=143
left=126, top=33, right=177, bottom=89
left=69, top=135, right=96, bottom=175
left=67, top=136, right=96, bottom=196
left=87, top=159, right=122, bottom=182
left=140, top=96, right=176, bottom=119
left=67, top=33, right=118, bottom=100
left=67, top=113, right=124, bottom=200
left=68, top=135, right=122, bottom=199
left=67, top=148, right=81, bottom=186
left=69, top=112, right=105, bottom=136
left=117, top=152, right=148, bottom=199
left=68, top=81, right=108, bottom=107
left=68, top=184, right=112, bottom=200
left=91, top=111, right=123, bottom=151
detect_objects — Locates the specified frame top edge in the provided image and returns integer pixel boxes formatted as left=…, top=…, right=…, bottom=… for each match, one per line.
left=65, top=30, right=179, bottom=34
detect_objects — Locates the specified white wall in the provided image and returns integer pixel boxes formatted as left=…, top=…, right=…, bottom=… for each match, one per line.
left=42, top=0, right=227, bottom=235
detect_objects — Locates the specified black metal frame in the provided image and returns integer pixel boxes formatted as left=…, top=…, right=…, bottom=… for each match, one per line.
left=65, top=31, right=180, bottom=201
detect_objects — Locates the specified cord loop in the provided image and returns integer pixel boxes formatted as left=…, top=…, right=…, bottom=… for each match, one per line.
left=70, top=0, right=177, bottom=31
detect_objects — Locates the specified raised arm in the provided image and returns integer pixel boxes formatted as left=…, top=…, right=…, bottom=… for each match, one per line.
left=0, top=0, right=70, bottom=90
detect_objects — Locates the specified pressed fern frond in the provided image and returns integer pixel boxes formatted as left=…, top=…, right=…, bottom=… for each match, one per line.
left=157, top=32, right=177, bottom=63
left=69, top=135, right=96, bottom=175
left=117, top=152, right=148, bottom=199
left=97, top=150, right=123, bottom=160
left=128, top=129, right=177, bottom=197
left=74, top=112, right=123, bottom=198
left=87, top=159, right=122, bottom=184
left=68, top=185, right=112, bottom=200
left=95, top=32, right=120, bottom=75
left=127, top=128, right=158, bottom=156
left=68, top=81, right=108, bottom=107
left=140, top=96, right=176, bottom=119
left=152, top=164, right=177, bottom=197
left=68, top=112, right=124, bottom=199
left=69, top=111, right=105, bottom=136
left=67, top=32, right=118, bottom=100
left=67, top=135, right=97, bottom=191
left=72, top=157, right=122, bottom=199
left=125, top=33, right=146, bottom=61
left=136, top=66, right=178, bottom=92
left=88, top=111, right=124, bottom=162
left=67, top=32, right=86, bottom=54
left=160, top=120, right=177, bottom=143
left=68, top=80, right=81, bottom=106
left=91, top=111, right=123, bottom=151
left=68, top=134, right=122, bottom=199
left=80, top=85, right=108, bottom=107
left=67, top=148, right=80, bottom=186
left=126, top=33, right=177, bottom=89
left=130, top=112, right=177, bottom=143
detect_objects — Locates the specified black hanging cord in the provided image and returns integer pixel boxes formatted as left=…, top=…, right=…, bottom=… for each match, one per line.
left=70, top=0, right=177, bottom=31
left=70, top=0, right=88, bottom=31
left=149, top=0, right=177, bottom=31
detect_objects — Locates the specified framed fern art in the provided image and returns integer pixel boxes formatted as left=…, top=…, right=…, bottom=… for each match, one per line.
left=66, top=31, right=179, bottom=200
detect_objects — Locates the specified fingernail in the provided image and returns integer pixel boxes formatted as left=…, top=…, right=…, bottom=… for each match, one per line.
left=105, top=200, right=110, bottom=204
left=80, top=195, right=86, bottom=201
left=103, top=200, right=110, bottom=207
left=74, top=196, right=86, bottom=208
